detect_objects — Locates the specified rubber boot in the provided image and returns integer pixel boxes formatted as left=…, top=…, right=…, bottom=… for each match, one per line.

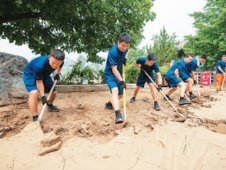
left=130, top=97, right=136, bottom=103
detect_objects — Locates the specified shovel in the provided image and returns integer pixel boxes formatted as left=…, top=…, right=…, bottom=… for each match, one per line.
left=38, top=80, right=58, bottom=122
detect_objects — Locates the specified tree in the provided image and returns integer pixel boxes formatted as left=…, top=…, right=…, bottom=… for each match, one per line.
left=0, top=0, right=155, bottom=63
left=184, top=0, right=226, bottom=70
left=147, top=27, right=178, bottom=71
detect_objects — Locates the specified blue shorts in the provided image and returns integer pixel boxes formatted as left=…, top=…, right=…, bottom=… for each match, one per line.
left=105, top=76, right=123, bottom=95
left=181, top=74, right=192, bottom=82
left=136, top=73, right=156, bottom=88
left=23, top=76, right=56, bottom=93
left=165, top=75, right=182, bottom=88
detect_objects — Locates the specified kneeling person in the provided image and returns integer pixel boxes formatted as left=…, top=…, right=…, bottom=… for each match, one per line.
left=23, top=49, right=65, bottom=122
left=130, top=54, right=162, bottom=111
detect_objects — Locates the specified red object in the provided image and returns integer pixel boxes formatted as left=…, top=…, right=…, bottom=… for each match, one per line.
left=200, top=72, right=211, bottom=86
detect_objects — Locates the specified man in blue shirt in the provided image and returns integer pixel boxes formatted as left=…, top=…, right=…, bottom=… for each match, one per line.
left=184, top=55, right=207, bottom=99
left=130, top=54, right=162, bottom=111
left=216, top=55, right=226, bottom=74
left=104, top=32, right=131, bottom=124
left=165, top=54, right=193, bottom=105
left=216, top=54, right=226, bottom=90
left=23, top=49, right=65, bottom=122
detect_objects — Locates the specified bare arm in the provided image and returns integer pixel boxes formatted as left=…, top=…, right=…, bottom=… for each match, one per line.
left=36, top=80, right=45, bottom=96
left=111, top=66, right=123, bottom=82
left=191, top=71, right=196, bottom=81
left=156, top=72, right=162, bottom=85
left=218, top=66, right=225, bottom=74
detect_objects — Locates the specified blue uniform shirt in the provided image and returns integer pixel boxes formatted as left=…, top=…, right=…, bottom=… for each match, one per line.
left=104, top=45, right=128, bottom=80
left=166, top=59, right=189, bottom=79
left=136, top=57, right=160, bottom=75
left=216, top=60, right=226, bottom=74
left=24, top=56, right=57, bottom=80
left=186, top=58, right=198, bottom=73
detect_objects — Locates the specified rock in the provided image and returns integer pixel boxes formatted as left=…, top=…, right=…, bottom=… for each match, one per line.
left=40, top=131, right=61, bottom=147
left=0, top=52, right=28, bottom=107
left=39, top=141, right=62, bottom=156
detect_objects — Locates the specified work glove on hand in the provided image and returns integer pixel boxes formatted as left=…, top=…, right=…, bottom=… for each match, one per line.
left=41, top=96, right=49, bottom=105
left=54, top=74, right=60, bottom=81
left=120, top=81, right=127, bottom=89
left=194, top=80, right=198, bottom=85
left=157, top=84, right=162, bottom=92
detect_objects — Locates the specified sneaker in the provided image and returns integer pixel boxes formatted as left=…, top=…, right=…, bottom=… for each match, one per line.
left=153, top=102, right=160, bottom=111
left=130, top=97, right=136, bottom=103
left=105, top=102, right=113, bottom=110
left=32, top=115, right=39, bottom=122
left=115, top=111, right=123, bottom=124
left=179, top=97, right=191, bottom=105
left=47, top=104, right=60, bottom=112
left=164, top=95, right=173, bottom=101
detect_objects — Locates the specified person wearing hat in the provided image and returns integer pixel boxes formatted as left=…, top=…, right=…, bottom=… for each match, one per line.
left=164, top=54, right=193, bottom=105
left=130, top=53, right=162, bottom=111
left=104, top=32, right=132, bottom=124
left=23, top=49, right=65, bottom=122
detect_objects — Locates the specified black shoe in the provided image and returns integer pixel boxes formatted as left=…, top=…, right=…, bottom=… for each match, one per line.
left=189, top=93, right=197, bottom=100
left=32, top=115, right=39, bottom=122
left=115, top=111, right=123, bottom=124
left=164, top=95, right=173, bottom=101
left=153, top=102, right=160, bottom=111
left=105, top=102, right=113, bottom=110
left=47, top=104, right=60, bottom=112
left=179, top=97, right=191, bottom=105
left=130, top=97, right=136, bottom=103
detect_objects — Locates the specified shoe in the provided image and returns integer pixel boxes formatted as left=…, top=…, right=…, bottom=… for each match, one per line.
left=153, top=102, right=160, bottom=111
left=115, top=111, right=123, bottom=124
left=47, top=104, right=60, bottom=112
left=32, top=115, right=39, bottom=122
left=105, top=102, right=113, bottom=110
left=189, top=93, right=197, bottom=100
left=179, top=97, right=191, bottom=105
left=130, top=97, right=136, bottom=103
left=164, top=95, right=173, bottom=101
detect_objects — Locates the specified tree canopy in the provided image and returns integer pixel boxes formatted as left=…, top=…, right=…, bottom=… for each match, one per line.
left=184, top=0, right=226, bottom=69
left=0, top=0, right=155, bottom=62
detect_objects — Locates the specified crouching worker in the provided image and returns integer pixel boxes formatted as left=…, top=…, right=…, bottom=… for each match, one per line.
left=130, top=54, right=162, bottom=111
left=23, top=49, right=65, bottom=122
left=165, top=54, right=193, bottom=105
left=104, top=32, right=131, bottom=124
left=184, top=54, right=207, bottom=99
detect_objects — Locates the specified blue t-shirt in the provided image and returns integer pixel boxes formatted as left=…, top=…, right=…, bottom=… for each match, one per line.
left=186, top=58, right=198, bottom=73
left=23, top=56, right=63, bottom=80
left=136, top=57, right=160, bottom=76
left=216, top=60, right=226, bottom=74
left=104, top=45, right=128, bottom=79
left=166, top=59, right=188, bottom=78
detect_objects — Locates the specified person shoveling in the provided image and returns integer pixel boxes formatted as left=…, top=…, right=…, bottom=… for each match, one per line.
left=23, top=49, right=65, bottom=122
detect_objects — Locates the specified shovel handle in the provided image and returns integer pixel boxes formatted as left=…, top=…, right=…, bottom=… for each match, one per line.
left=38, top=80, right=58, bottom=122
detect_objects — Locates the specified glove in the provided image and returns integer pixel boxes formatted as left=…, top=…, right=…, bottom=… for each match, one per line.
left=194, top=80, right=198, bottom=85
left=123, top=58, right=127, bottom=66
left=120, top=81, right=127, bottom=89
left=41, top=96, right=48, bottom=105
left=157, top=84, right=162, bottom=92
left=54, top=74, right=60, bottom=81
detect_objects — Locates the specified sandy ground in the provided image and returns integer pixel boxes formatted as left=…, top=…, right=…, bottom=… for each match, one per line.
left=0, top=87, right=226, bottom=170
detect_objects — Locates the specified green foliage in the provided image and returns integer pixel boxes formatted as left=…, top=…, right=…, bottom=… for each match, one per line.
left=184, top=0, right=226, bottom=70
left=0, top=0, right=155, bottom=63
left=62, top=60, right=97, bottom=84
left=147, top=27, right=178, bottom=67
left=159, top=65, right=170, bottom=75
